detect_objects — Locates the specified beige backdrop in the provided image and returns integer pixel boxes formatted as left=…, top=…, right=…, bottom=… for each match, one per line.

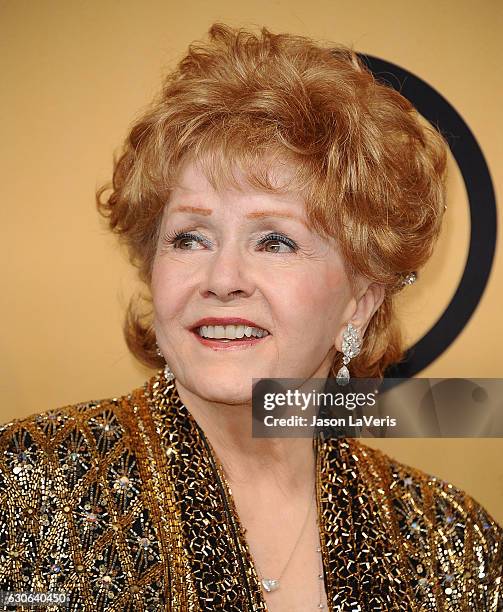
left=1, top=0, right=502, bottom=523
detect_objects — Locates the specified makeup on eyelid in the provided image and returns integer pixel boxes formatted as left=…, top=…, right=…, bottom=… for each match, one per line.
left=160, top=229, right=300, bottom=253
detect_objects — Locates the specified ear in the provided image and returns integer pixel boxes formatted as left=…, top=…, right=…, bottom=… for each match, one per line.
left=334, top=282, right=385, bottom=351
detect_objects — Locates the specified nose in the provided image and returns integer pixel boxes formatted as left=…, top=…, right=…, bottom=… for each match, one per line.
left=199, top=240, right=255, bottom=301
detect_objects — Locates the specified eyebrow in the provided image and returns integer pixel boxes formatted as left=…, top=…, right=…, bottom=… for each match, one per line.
left=169, top=205, right=308, bottom=227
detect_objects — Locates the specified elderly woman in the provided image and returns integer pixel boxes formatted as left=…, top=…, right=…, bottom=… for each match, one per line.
left=1, top=24, right=501, bottom=612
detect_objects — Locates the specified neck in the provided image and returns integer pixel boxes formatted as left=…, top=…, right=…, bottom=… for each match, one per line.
left=174, top=376, right=327, bottom=495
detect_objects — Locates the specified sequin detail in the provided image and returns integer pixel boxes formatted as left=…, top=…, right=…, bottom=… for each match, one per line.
left=0, top=371, right=501, bottom=610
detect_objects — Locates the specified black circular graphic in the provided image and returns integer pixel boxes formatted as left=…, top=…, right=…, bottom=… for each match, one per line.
left=357, top=54, right=497, bottom=377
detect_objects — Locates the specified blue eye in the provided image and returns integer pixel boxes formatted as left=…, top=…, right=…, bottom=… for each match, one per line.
left=256, top=233, right=298, bottom=253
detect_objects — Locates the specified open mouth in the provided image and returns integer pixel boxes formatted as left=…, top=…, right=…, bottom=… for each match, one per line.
left=196, top=336, right=262, bottom=343
left=191, top=323, right=271, bottom=347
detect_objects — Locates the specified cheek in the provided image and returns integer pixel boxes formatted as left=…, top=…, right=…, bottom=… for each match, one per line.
left=150, top=259, right=185, bottom=320
left=261, top=271, right=346, bottom=358
left=150, top=262, right=166, bottom=308
left=280, top=265, right=351, bottom=328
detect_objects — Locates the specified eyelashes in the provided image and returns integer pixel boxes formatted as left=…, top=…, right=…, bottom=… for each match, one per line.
left=255, top=233, right=299, bottom=252
left=162, top=230, right=212, bottom=250
left=160, top=229, right=299, bottom=253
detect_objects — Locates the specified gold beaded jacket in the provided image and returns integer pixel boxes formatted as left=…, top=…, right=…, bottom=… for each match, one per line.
left=0, top=371, right=501, bottom=611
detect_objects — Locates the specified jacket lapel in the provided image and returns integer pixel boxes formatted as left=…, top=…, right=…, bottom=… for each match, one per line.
left=144, top=373, right=266, bottom=611
left=317, top=436, right=415, bottom=610
left=141, top=373, right=412, bottom=610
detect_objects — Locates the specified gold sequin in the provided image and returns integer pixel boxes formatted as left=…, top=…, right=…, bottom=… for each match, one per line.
left=0, top=370, right=501, bottom=610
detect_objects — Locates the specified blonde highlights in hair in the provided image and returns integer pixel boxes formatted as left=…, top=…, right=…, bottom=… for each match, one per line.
left=97, top=23, right=448, bottom=379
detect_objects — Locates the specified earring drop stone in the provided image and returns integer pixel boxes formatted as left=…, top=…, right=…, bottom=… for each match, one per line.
left=164, top=364, right=175, bottom=382
left=336, top=365, right=350, bottom=386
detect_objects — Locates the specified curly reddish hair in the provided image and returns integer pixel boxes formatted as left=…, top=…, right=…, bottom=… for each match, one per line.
left=96, top=23, right=448, bottom=379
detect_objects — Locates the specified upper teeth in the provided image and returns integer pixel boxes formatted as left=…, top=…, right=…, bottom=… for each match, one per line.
left=197, top=325, right=269, bottom=339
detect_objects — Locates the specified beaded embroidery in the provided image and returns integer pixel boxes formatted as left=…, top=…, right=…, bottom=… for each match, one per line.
left=0, top=371, right=501, bottom=610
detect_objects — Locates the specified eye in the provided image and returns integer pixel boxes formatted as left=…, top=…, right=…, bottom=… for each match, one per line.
left=161, top=230, right=298, bottom=253
left=256, top=233, right=298, bottom=253
left=162, top=230, right=210, bottom=250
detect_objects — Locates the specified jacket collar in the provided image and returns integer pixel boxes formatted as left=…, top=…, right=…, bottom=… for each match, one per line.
left=135, top=371, right=409, bottom=610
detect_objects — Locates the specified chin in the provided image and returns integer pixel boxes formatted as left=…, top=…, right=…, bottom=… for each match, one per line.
left=186, top=367, right=260, bottom=405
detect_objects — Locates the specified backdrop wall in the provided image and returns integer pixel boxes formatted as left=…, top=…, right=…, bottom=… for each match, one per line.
left=1, top=0, right=502, bottom=522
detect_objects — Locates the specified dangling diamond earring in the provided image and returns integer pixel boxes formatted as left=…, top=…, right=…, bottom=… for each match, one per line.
left=335, top=323, right=362, bottom=386
left=155, top=344, right=175, bottom=382
left=164, top=364, right=175, bottom=382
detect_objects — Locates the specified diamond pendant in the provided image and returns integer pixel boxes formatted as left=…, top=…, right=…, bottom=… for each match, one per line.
left=262, top=578, right=280, bottom=592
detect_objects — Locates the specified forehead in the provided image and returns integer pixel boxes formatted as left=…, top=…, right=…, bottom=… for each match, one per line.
left=162, top=158, right=351, bottom=275
left=168, top=158, right=307, bottom=215
left=171, top=160, right=303, bottom=202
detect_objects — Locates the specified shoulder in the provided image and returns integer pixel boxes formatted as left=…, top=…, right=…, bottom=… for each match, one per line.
left=0, top=385, right=166, bottom=602
left=353, top=440, right=501, bottom=522
left=352, top=439, right=502, bottom=535
left=350, top=440, right=502, bottom=602
left=0, top=388, right=151, bottom=513
left=0, top=391, right=139, bottom=512
left=0, top=390, right=139, bottom=461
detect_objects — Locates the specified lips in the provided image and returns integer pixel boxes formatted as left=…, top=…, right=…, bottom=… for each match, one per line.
left=191, top=331, right=270, bottom=350
left=190, top=317, right=270, bottom=333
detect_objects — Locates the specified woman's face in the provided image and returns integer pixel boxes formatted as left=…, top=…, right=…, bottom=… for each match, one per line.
left=152, top=160, right=360, bottom=405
